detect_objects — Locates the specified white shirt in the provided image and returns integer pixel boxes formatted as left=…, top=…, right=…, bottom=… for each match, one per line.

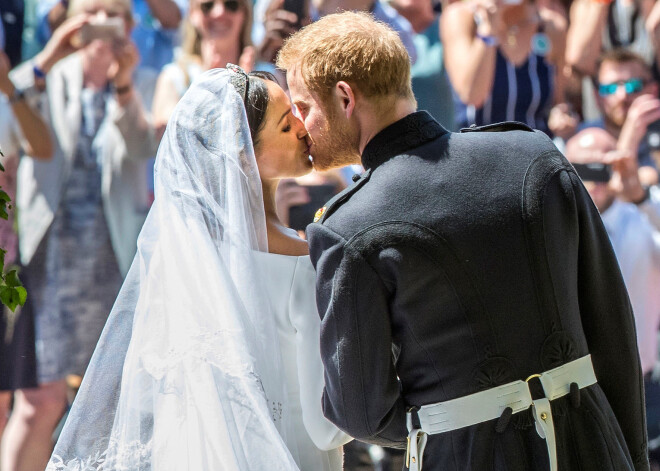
left=601, top=186, right=660, bottom=374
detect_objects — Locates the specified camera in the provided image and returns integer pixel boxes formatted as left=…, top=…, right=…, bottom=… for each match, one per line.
left=572, top=162, right=612, bottom=183
left=282, top=0, right=306, bottom=27
left=77, top=17, right=124, bottom=45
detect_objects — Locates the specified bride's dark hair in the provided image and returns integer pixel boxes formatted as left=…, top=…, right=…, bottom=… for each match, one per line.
left=244, top=71, right=278, bottom=149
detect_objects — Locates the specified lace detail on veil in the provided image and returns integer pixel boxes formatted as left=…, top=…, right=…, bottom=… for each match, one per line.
left=49, top=439, right=151, bottom=471
left=140, top=329, right=254, bottom=381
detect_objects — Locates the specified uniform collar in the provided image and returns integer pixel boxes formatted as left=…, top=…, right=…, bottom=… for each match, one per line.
left=361, top=111, right=448, bottom=171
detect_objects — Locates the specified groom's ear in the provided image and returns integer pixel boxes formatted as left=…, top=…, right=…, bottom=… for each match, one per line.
left=334, top=81, right=356, bottom=119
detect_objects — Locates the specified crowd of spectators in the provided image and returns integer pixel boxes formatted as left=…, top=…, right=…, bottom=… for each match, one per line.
left=1, top=0, right=660, bottom=470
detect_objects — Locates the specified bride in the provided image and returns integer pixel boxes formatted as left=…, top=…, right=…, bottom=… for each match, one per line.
left=47, top=66, right=350, bottom=470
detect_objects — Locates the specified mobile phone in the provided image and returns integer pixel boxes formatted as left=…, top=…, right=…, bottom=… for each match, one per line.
left=79, top=17, right=124, bottom=44
left=288, top=184, right=337, bottom=231
left=647, top=119, right=660, bottom=151
left=572, top=162, right=612, bottom=183
left=282, top=0, right=306, bottom=27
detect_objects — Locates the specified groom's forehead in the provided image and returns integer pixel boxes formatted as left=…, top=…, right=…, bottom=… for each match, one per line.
left=286, top=67, right=305, bottom=92
left=287, top=68, right=313, bottom=103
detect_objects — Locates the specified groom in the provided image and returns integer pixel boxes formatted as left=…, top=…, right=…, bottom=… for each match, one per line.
left=277, top=11, right=649, bottom=471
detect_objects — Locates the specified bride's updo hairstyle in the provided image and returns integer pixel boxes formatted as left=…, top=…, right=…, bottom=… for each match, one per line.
left=227, top=64, right=278, bottom=150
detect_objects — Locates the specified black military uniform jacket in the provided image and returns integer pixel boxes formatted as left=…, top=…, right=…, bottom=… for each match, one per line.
left=307, top=111, right=649, bottom=470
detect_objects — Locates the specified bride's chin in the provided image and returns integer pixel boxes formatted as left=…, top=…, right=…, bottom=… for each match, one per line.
left=295, top=159, right=314, bottom=177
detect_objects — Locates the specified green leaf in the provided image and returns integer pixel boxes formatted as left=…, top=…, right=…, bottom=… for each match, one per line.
left=0, top=248, right=5, bottom=274
left=0, top=161, right=5, bottom=172
left=0, top=287, right=10, bottom=305
left=5, top=270, right=21, bottom=288
left=0, top=190, right=11, bottom=203
left=15, top=286, right=27, bottom=306
left=0, top=287, right=17, bottom=312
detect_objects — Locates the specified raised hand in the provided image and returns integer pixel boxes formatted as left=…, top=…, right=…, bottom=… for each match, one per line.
left=276, top=178, right=310, bottom=226
left=0, top=51, right=14, bottom=97
left=35, top=14, right=90, bottom=74
left=618, top=93, right=660, bottom=158
left=257, top=0, right=306, bottom=63
left=548, top=103, right=579, bottom=141
left=238, top=45, right=256, bottom=73
left=471, top=0, right=506, bottom=38
left=109, top=39, right=140, bottom=86
left=604, top=149, right=648, bottom=203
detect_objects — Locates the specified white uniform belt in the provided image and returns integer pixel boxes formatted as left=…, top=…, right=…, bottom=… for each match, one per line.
left=405, top=354, right=597, bottom=471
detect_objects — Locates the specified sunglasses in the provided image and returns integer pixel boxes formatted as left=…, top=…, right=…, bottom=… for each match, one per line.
left=598, top=78, right=646, bottom=96
left=199, top=0, right=241, bottom=15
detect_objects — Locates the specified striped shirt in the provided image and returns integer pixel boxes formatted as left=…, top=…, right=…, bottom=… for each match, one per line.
left=453, top=45, right=554, bottom=135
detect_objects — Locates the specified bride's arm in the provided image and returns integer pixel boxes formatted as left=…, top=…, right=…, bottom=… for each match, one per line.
left=289, top=258, right=353, bottom=451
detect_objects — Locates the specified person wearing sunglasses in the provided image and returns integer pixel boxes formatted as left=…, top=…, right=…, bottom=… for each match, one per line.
left=592, top=48, right=660, bottom=187
left=151, top=0, right=254, bottom=144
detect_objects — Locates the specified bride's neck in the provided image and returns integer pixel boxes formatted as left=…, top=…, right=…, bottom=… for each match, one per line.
left=262, top=179, right=281, bottom=224
left=261, top=179, right=309, bottom=256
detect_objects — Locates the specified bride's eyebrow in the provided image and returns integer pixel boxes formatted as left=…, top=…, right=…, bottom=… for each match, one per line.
left=278, top=109, right=291, bottom=125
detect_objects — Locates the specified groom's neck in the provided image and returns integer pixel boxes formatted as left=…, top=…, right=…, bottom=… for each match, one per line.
left=357, top=97, right=417, bottom=155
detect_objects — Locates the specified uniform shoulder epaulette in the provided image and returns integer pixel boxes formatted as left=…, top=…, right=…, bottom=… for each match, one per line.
left=459, top=121, right=534, bottom=133
left=313, top=169, right=373, bottom=224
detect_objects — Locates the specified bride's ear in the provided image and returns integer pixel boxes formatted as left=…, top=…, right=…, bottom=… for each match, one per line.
left=334, top=81, right=355, bottom=119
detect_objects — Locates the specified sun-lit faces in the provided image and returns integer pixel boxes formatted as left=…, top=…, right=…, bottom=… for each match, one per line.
left=598, top=60, right=657, bottom=128
left=286, top=67, right=360, bottom=171
left=253, top=80, right=312, bottom=180
left=190, top=0, right=245, bottom=41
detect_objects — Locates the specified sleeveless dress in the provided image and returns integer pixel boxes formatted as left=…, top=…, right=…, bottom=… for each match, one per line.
left=26, top=87, right=123, bottom=384
left=253, top=251, right=351, bottom=471
left=453, top=28, right=555, bottom=135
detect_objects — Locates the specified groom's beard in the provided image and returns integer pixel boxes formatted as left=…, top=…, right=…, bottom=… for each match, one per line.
left=310, top=115, right=361, bottom=171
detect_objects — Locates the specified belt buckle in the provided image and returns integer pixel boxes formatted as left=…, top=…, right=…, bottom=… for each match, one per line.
left=525, top=372, right=552, bottom=437
left=525, top=373, right=541, bottom=383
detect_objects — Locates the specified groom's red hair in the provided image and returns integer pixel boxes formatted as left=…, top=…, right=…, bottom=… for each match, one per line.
left=276, top=11, right=414, bottom=104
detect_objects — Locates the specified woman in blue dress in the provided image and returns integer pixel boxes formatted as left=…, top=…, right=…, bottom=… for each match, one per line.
left=441, top=0, right=576, bottom=138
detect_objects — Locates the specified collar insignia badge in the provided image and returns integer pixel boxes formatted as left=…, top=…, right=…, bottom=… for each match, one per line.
left=313, top=206, right=326, bottom=223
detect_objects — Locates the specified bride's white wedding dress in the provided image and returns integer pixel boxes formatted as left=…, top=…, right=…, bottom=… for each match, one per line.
left=46, top=68, right=348, bottom=471
left=255, top=251, right=349, bottom=471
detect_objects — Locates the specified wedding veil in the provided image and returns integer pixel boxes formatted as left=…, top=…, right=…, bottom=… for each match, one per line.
left=47, top=69, right=301, bottom=470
